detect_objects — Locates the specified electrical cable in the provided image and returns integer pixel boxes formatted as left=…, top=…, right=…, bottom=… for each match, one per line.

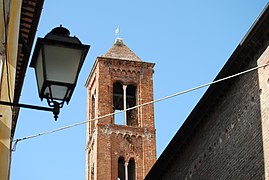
left=11, top=62, right=269, bottom=150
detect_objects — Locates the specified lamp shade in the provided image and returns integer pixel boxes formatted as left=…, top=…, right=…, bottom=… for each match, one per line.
left=30, top=26, right=90, bottom=106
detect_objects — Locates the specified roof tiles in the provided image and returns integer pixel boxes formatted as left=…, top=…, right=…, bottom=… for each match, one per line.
left=102, top=38, right=142, bottom=62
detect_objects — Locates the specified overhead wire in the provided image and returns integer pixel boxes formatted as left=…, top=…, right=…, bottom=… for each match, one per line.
left=11, top=62, right=269, bottom=151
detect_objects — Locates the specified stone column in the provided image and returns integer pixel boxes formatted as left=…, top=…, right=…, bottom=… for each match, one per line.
left=123, top=85, right=127, bottom=125
left=124, top=162, right=128, bottom=180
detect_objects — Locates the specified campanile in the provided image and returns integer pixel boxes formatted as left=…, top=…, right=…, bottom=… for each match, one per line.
left=85, top=38, right=156, bottom=180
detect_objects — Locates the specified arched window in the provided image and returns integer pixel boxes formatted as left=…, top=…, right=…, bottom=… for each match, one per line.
left=128, top=158, right=136, bottom=180
left=113, top=82, right=124, bottom=125
left=113, top=82, right=138, bottom=126
left=118, top=157, right=125, bottom=180
left=91, top=94, right=95, bottom=119
left=126, top=84, right=137, bottom=126
left=90, top=92, right=96, bottom=133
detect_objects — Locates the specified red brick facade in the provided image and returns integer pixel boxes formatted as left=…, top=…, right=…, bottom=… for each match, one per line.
left=85, top=39, right=156, bottom=180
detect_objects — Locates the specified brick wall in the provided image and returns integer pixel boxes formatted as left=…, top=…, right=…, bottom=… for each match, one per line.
left=95, top=124, right=155, bottom=179
left=86, top=56, right=156, bottom=180
left=160, top=56, right=265, bottom=179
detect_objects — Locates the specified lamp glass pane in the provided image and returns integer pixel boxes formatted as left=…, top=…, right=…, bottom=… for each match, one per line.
left=44, top=45, right=83, bottom=84
left=44, top=85, right=68, bottom=100
left=35, top=51, right=44, bottom=96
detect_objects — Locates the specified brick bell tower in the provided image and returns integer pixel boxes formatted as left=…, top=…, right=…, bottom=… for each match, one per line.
left=85, top=38, right=156, bottom=180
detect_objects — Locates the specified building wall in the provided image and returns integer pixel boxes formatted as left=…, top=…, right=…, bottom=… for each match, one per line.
left=258, top=46, right=269, bottom=179
left=0, top=0, right=22, bottom=179
left=95, top=124, right=155, bottom=179
left=160, top=54, right=265, bottom=179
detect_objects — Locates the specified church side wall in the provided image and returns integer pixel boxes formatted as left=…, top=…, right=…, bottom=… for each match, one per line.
left=161, top=58, right=265, bottom=179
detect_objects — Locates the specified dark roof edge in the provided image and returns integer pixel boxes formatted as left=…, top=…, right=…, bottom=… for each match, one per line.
left=11, top=0, right=45, bottom=139
left=14, top=0, right=45, bottom=103
left=240, top=3, right=269, bottom=45
left=145, top=3, right=269, bottom=179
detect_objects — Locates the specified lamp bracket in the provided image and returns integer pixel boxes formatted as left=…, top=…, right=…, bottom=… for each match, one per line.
left=0, top=100, right=60, bottom=121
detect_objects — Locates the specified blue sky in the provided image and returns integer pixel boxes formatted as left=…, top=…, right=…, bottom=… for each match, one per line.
left=11, top=1, right=268, bottom=179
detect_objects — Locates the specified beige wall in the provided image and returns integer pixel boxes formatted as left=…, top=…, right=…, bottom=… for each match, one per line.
left=0, top=0, right=22, bottom=179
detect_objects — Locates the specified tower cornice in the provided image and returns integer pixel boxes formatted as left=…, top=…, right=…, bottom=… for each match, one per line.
left=85, top=56, right=155, bottom=87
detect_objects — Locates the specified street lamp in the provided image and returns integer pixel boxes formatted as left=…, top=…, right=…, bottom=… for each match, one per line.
left=29, top=25, right=90, bottom=120
left=0, top=26, right=90, bottom=120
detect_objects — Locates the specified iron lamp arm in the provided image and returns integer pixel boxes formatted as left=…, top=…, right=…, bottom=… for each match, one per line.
left=0, top=100, right=60, bottom=120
